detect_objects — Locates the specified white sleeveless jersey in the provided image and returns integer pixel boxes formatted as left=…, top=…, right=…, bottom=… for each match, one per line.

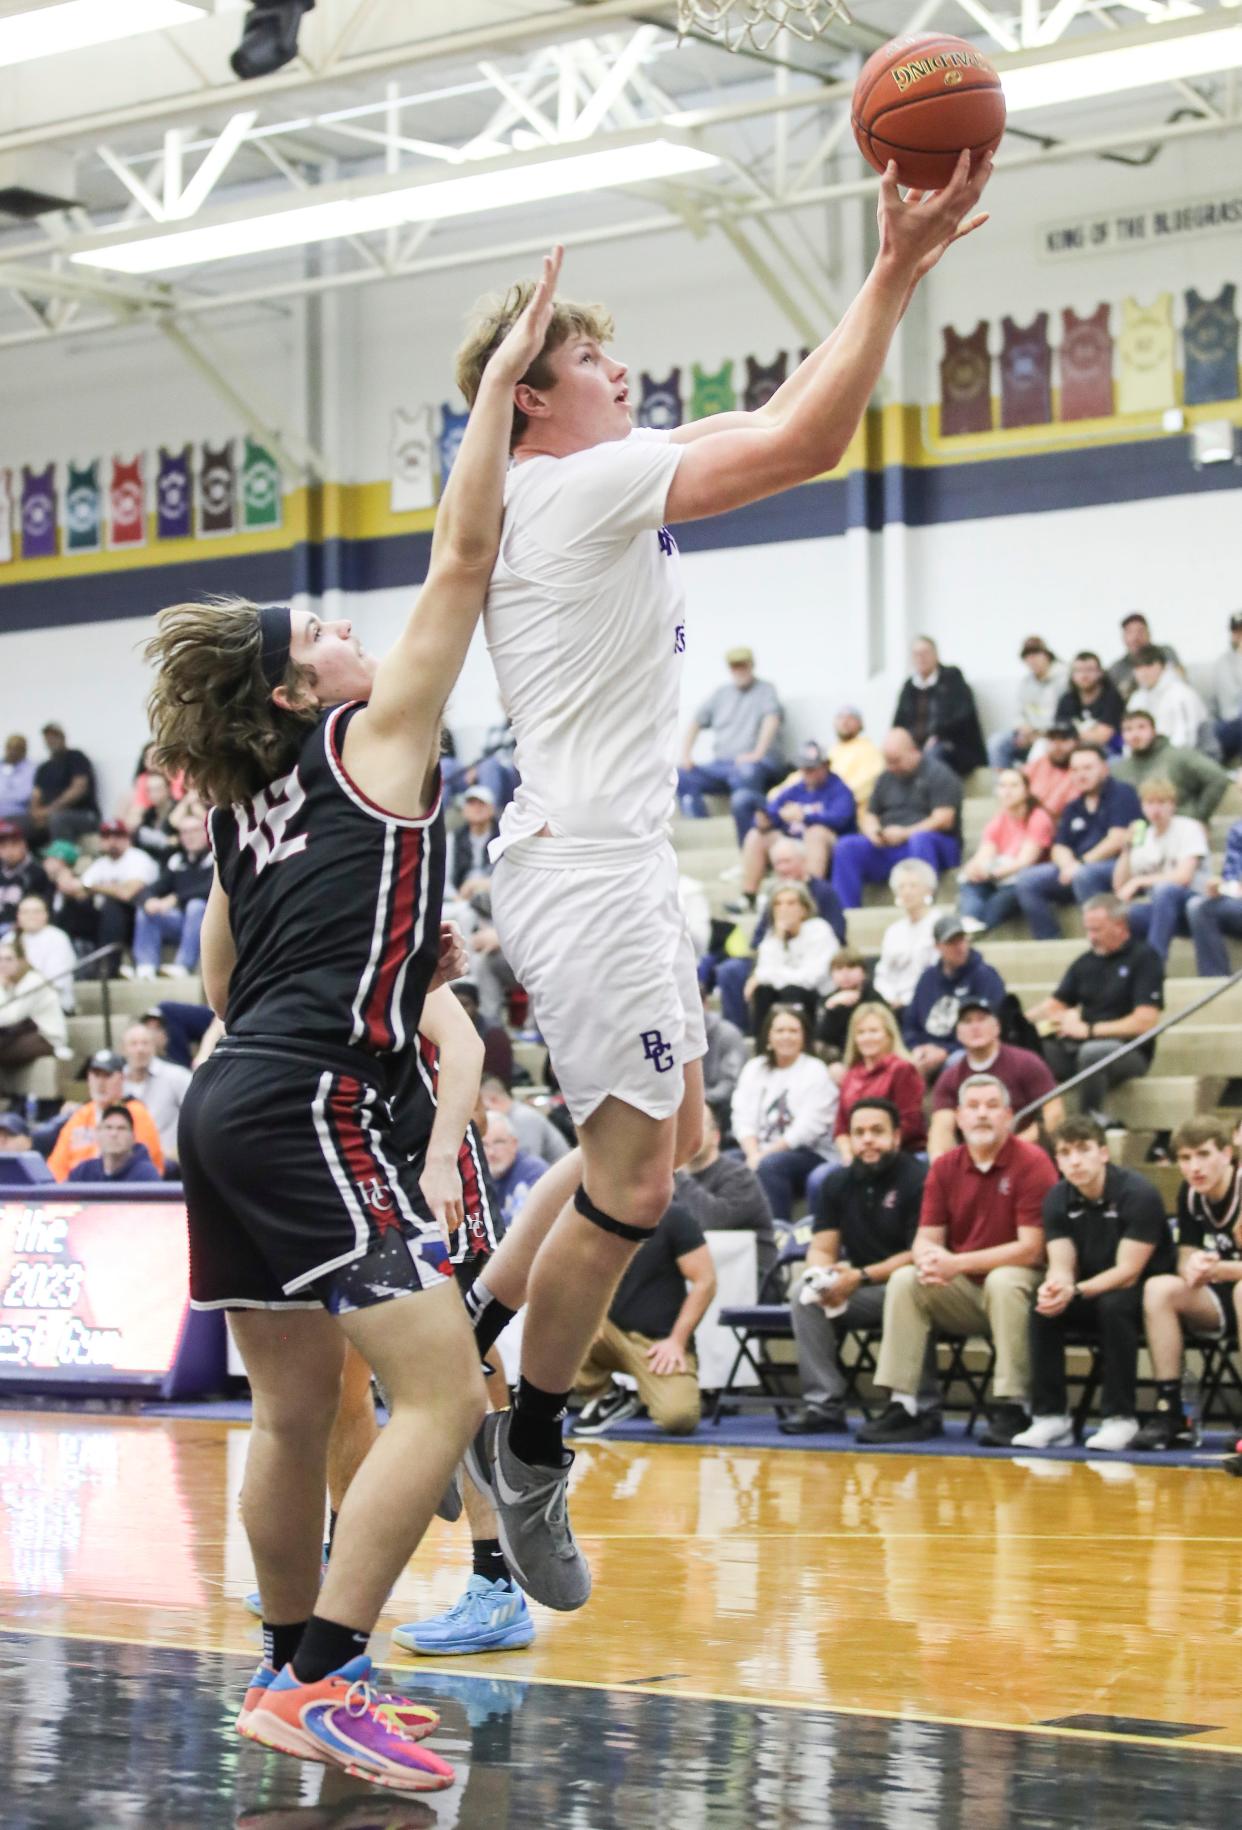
left=484, top=428, right=686, bottom=854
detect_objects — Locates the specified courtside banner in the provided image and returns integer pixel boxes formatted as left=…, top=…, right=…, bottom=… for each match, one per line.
left=0, top=1198, right=189, bottom=1383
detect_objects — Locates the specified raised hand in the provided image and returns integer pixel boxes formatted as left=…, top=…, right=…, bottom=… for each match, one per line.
left=485, top=243, right=565, bottom=384
left=878, top=150, right=992, bottom=282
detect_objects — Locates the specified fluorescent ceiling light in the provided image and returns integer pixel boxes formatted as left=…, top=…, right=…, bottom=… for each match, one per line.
left=1003, top=22, right=1242, bottom=112
left=0, top=1, right=204, bottom=68
left=71, top=138, right=720, bottom=274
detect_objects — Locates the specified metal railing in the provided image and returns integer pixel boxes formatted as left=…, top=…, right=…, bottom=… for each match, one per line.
left=14, top=943, right=123, bottom=1052
left=1014, top=963, right=1242, bottom=1129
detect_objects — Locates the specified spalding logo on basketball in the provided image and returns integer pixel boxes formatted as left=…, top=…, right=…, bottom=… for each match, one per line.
left=852, top=32, right=1006, bottom=191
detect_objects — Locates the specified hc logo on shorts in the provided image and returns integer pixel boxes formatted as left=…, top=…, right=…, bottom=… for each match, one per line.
left=356, top=1176, right=394, bottom=1212
left=641, top=1029, right=675, bottom=1073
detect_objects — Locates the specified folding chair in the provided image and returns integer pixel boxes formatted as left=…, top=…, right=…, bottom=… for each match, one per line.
left=710, top=1226, right=808, bottom=1424
left=935, top=1332, right=997, bottom=1436
left=1197, top=1334, right=1242, bottom=1430
left=837, top=1325, right=883, bottom=1420
left=1064, top=1335, right=1103, bottom=1439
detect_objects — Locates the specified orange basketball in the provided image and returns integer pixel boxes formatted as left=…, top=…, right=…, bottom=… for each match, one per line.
left=852, top=33, right=1006, bottom=192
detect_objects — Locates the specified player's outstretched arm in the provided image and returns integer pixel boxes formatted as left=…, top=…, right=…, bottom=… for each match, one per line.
left=664, top=153, right=990, bottom=521
left=356, top=245, right=563, bottom=768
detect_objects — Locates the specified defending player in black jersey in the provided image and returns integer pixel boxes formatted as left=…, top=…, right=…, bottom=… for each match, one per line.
left=145, top=248, right=562, bottom=1796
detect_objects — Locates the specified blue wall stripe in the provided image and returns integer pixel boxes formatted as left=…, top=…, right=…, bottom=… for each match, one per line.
left=1, top=432, right=1237, bottom=635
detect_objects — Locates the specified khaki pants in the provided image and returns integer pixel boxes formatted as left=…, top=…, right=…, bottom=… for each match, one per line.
left=875, top=1263, right=1041, bottom=1405
left=575, top=1319, right=701, bottom=1436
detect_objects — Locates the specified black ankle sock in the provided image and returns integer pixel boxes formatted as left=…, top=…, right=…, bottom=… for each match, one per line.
left=472, top=1537, right=509, bottom=1584
left=326, top=1509, right=339, bottom=1556
left=464, top=1279, right=518, bottom=1360
left=508, top=1375, right=570, bottom=1468
left=263, top=1620, right=308, bottom=1672
left=1155, top=1379, right=1182, bottom=1410
left=291, top=1614, right=370, bottom=1684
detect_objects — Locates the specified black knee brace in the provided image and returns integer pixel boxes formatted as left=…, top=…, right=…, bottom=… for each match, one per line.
left=574, top=1182, right=650, bottom=1244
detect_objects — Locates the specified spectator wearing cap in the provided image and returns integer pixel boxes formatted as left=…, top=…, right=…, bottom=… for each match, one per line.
left=1027, top=895, right=1163, bottom=1121
left=831, top=728, right=963, bottom=910
left=827, top=708, right=884, bottom=812
left=1208, top=613, right=1242, bottom=764
left=987, top=637, right=1069, bottom=772
left=1188, top=813, right=1242, bottom=977
left=1055, top=653, right=1126, bottom=754
left=0, top=1110, right=55, bottom=1184
left=928, top=997, right=1061, bottom=1159
left=901, top=914, right=1008, bottom=1080
left=1108, top=613, right=1183, bottom=703
left=1014, top=745, right=1141, bottom=940
left=121, top=1021, right=190, bottom=1170
left=46, top=1049, right=165, bottom=1181
left=892, top=636, right=987, bottom=778
left=66, top=1104, right=163, bottom=1186
left=1112, top=709, right=1230, bottom=825
left=0, top=821, right=51, bottom=926
left=1112, top=777, right=1209, bottom=964
left=14, top=895, right=76, bottom=1013
left=735, top=742, right=856, bottom=909
left=1126, top=646, right=1210, bottom=753
left=27, top=723, right=99, bottom=842
left=678, top=647, right=787, bottom=844
left=451, top=785, right=500, bottom=900
left=0, top=736, right=34, bottom=824
left=49, top=820, right=159, bottom=971
left=857, top=1073, right=1053, bottom=1447
left=1023, top=724, right=1079, bottom=822
left=1012, top=1116, right=1175, bottom=1454
left=958, top=767, right=1055, bottom=934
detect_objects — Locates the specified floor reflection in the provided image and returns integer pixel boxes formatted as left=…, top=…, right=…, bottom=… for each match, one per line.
left=0, top=1631, right=1237, bottom=1830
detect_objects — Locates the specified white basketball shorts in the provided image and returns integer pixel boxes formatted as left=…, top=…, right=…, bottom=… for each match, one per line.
left=490, top=832, right=707, bottom=1127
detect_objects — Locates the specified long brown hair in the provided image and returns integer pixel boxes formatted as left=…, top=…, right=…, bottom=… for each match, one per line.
left=144, top=597, right=319, bottom=808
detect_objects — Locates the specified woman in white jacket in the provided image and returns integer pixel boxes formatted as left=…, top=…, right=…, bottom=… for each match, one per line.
left=873, top=858, right=939, bottom=1012
left=731, top=1004, right=839, bottom=1223
left=745, top=883, right=834, bottom=1036
left=0, top=932, right=68, bottom=1103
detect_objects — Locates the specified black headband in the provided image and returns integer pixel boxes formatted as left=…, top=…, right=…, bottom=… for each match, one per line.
left=257, top=604, right=292, bottom=690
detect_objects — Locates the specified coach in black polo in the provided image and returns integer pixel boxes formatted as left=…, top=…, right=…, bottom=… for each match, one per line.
left=780, top=1097, right=936, bottom=1435
left=1014, top=1115, right=1175, bottom=1454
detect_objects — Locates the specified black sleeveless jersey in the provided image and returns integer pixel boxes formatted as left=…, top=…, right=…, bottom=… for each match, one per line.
left=210, top=701, right=446, bottom=1057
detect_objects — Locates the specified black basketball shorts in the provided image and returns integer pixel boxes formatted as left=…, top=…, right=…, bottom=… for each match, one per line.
left=179, top=1039, right=451, bottom=1314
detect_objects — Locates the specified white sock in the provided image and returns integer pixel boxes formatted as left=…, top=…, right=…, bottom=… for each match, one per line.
left=892, top=1392, right=918, bottom=1417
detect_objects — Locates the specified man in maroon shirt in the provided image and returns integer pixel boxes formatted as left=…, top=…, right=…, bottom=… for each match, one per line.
left=927, top=998, right=1062, bottom=1159
left=858, top=1074, right=1052, bottom=1445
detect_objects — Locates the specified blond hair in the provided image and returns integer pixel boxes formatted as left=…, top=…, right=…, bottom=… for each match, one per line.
left=1138, top=776, right=1178, bottom=805
left=455, top=283, right=615, bottom=449
left=144, top=597, right=319, bottom=810
left=844, top=1000, right=908, bottom=1067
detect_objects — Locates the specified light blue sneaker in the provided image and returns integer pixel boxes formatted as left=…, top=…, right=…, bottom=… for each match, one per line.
left=391, top=1575, right=535, bottom=1656
left=244, top=1542, right=330, bottom=1618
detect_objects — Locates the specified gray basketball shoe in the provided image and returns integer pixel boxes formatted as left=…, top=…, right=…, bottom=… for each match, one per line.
left=464, top=1410, right=591, bottom=1612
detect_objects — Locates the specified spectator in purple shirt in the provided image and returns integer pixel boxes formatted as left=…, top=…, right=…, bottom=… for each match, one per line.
left=0, top=736, right=35, bottom=823
left=734, top=741, right=856, bottom=910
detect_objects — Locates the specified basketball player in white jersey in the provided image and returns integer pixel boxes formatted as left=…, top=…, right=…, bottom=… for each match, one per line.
left=457, top=155, right=992, bottom=1606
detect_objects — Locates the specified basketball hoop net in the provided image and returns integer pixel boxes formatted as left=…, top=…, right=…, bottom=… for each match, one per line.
left=676, top=0, right=854, bottom=55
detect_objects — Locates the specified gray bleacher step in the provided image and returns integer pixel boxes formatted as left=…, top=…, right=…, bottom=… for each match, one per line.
left=1107, top=1076, right=1224, bottom=1129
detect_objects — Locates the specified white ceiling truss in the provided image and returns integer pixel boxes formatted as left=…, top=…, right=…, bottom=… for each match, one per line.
left=0, top=0, right=1238, bottom=471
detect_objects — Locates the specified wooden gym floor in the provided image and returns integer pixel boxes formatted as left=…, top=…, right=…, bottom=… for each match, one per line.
left=0, top=1410, right=1239, bottom=1827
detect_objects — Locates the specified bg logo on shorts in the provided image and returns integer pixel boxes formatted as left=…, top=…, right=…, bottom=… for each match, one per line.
left=641, top=1029, right=675, bottom=1073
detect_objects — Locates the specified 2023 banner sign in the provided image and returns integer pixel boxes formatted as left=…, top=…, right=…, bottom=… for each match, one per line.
left=0, top=1200, right=189, bottom=1380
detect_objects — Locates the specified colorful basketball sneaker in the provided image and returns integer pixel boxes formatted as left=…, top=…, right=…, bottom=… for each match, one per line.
left=236, top=1660, right=279, bottom=1737
left=392, top=1575, right=535, bottom=1656
left=243, top=1655, right=450, bottom=1791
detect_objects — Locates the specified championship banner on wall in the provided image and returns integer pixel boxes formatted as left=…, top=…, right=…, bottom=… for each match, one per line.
left=0, top=1198, right=190, bottom=1383
left=199, top=439, right=236, bottom=536
left=109, top=455, right=146, bottom=548
left=157, top=445, right=193, bottom=540
left=65, top=460, right=102, bottom=553
left=20, top=464, right=57, bottom=559
left=241, top=436, right=281, bottom=531
left=1040, top=190, right=1242, bottom=260
left=390, top=406, right=435, bottom=512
